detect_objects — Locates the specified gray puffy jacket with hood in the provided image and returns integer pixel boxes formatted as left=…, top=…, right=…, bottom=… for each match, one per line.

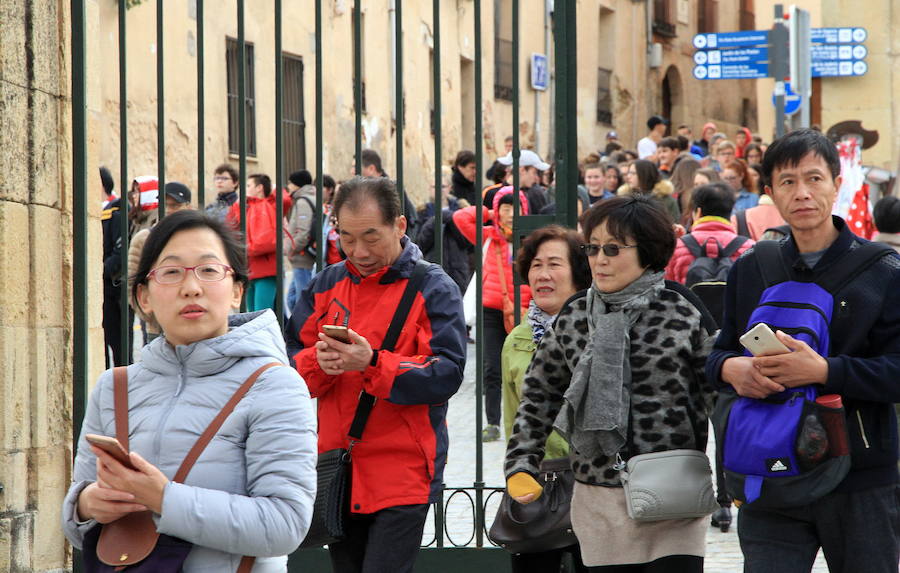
left=62, top=310, right=317, bottom=572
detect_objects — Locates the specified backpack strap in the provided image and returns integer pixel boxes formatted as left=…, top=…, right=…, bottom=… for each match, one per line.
left=735, top=210, right=749, bottom=238
left=753, top=239, right=792, bottom=288
left=817, top=242, right=895, bottom=294
left=679, top=234, right=703, bottom=259
left=720, top=236, right=749, bottom=259
left=665, top=280, right=718, bottom=336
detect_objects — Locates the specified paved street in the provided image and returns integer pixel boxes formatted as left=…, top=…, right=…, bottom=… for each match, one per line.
left=437, top=344, right=829, bottom=572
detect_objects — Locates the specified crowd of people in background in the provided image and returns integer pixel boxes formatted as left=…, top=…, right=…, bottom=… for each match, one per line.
left=88, top=119, right=900, bottom=573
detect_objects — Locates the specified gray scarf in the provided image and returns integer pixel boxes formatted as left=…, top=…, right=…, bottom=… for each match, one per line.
left=554, top=270, right=666, bottom=458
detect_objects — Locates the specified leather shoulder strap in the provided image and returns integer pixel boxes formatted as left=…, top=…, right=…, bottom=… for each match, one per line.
left=113, top=366, right=130, bottom=450
left=172, top=362, right=281, bottom=483
left=237, top=555, right=255, bottom=573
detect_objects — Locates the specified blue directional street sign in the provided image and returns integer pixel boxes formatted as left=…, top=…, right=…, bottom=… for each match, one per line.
left=811, top=44, right=868, bottom=61
left=810, top=27, right=867, bottom=44
left=693, top=30, right=769, bottom=50
left=693, top=47, right=768, bottom=65
left=530, top=53, right=548, bottom=91
left=693, top=61, right=769, bottom=80
left=812, top=60, right=868, bottom=77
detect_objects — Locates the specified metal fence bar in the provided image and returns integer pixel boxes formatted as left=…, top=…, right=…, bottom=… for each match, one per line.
left=473, top=0, right=486, bottom=549
left=274, top=0, right=285, bottom=325
left=237, top=0, right=247, bottom=311
left=394, top=0, right=404, bottom=213
left=118, top=0, right=130, bottom=365
left=432, top=0, right=442, bottom=260
left=156, top=0, right=166, bottom=219
left=511, top=0, right=522, bottom=322
left=314, top=0, right=324, bottom=271
left=554, top=1, right=578, bottom=229
left=353, top=1, right=362, bottom=175
left=71, top=0, right=88, bottom=455
left=197, top=0, right=205, bottom=207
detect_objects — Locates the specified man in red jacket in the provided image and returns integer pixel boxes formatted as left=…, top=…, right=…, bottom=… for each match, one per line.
left=285, top=176, right=466, bottom=573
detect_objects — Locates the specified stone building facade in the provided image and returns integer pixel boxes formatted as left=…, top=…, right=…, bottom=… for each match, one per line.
left=0, top=1, right=757, bottom=571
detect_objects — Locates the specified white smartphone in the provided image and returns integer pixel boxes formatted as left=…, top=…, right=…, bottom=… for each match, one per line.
left=739, top=323, right=790, bottom=356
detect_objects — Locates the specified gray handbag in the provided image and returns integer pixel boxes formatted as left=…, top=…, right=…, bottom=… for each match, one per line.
left=615, top=449, right=719, bottom=522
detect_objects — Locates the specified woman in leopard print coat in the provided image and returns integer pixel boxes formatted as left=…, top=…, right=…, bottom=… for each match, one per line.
left=504, top=195, right=718, bottom=572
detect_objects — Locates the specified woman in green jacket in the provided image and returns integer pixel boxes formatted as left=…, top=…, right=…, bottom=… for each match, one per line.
left=501, top=225, right=592, bottom=573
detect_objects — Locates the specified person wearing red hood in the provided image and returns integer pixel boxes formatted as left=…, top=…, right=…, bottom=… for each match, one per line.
left=226, top=173, right=292, bottom=312
left=453, top=186, right=532, bottom=441
left=735, top=126, right=753, bottom=159
left=693, top=121, right=717, bottom=158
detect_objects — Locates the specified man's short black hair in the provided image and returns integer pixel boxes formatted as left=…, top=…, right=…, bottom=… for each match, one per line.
left=691, top=182, right=736, bottom=219
left=647, top=115, right=669, bottom=131
left=658, top=137, right=680, bottom=151
left=761, top=128, right=840, bottom=188
left=360, top=149, right=384, bottom=175
left=676, top=135, right=690, bottom=151
left=874, top=196, right=900, bottom=234
left=579, top=194, right=675, bottom=272
left=454, top=150, right=476, bottom=169
left=289, top=170, right=313, bottom=187
left=248, top=173, right=272, bottom=197
left=100, top=166, right=114, bottom=194
left=333, top=176, right=401, bottom=225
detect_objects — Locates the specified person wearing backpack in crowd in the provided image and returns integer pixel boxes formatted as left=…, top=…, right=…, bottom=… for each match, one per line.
left=665, top=182, right=754, bottom=296
left=496, top=149, right=551, bottom=215
left=286, top=170, right=317, bottom=312
left=707, top=128, right=900, bottom=573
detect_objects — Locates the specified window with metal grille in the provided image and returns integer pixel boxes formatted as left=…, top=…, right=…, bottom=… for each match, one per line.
left=697, top=0, right=718, bottom=34
left=226, top=37, right=256, bottom=156
left=653, top=0, right=677, bottom=37
left=282, top=54, right=306, bottom=171
left=494, top=0, right=513, bottom=101
left=596, top=68, right=612, bottom=125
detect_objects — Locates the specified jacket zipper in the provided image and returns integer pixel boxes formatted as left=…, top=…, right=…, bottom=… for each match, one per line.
left=856, top=410, right=870, bottom=449
left=153, top=363, right=187, bottom=461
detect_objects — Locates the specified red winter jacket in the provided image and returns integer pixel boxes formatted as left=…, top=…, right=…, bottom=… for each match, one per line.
left=285, top=239, right=466, bottom=514
left=226, top=193, right=293, bottom=280
left=665, top=216, right=754, bottom=284
left=452, top=189, right=532, bottom=312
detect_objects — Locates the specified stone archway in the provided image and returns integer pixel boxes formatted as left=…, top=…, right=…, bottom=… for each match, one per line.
left=661, top=65, right=683, bottom=131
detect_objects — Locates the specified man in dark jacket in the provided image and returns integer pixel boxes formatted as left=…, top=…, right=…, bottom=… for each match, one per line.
left=496, top=149, right=550, bottom=214
left=416, top=207, right=472, bottom=293
left=100, top=167, right=129, bottom=367
left=285, top=176, right=465, bottom=573
left=706, top=129, right=900, bottom=572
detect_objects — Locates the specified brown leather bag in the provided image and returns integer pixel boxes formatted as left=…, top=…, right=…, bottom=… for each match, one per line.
left=94, top=363, right=280, bottom=572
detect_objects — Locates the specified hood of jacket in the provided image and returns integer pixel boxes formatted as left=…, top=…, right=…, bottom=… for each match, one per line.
left=139, top=310, right=289, bottom=379
left=491, top=186, right=530, bottom=237
left=290, top=184, right=317, bottom=202
left=652, top=178, right=675, bottom=198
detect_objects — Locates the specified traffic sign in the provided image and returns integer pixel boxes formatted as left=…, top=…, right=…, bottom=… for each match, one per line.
left=810, top=27, right=867, bottom=44
left=694, top=61, right=769, bottom=80
left=530, top=53, right=548, bottom=91
left=772, top=82, right=801, bottom=115
left=693, top=47, right=768, bottom=66
left=693, top=30, right=769, bottom=50
left=811, top=44, right=867, bottom=61
left=812, top=60, right=868, bottom=77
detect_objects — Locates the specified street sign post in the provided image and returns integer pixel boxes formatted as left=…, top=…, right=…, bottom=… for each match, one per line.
left=530, top=53, right=548, bottom=91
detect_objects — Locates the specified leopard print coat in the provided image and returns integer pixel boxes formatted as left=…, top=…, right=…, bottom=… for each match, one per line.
left=504, top=286, right=718, bottom=486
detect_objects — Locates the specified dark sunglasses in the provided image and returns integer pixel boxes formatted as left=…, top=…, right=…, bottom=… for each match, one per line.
left=580, top=243, right=638, bottom=257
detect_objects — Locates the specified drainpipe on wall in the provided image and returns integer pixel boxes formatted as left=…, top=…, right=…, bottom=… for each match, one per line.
left=389, top=0, right=397, bottom=123
left=535, top=0, right=551, bottom=153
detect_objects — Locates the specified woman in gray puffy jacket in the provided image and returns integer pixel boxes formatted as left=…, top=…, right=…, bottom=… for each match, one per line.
left=62, top=210, right=318, bottom=572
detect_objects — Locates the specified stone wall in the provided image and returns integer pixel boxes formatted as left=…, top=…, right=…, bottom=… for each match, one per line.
left=0, top=0, right=102, bottom=571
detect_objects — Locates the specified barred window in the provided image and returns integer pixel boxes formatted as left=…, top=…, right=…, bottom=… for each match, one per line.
left=282, top=54, right=306, bottom=171
left=596, top=68, right=612, bottom=125
left=226, top=38, right=256, bottom=156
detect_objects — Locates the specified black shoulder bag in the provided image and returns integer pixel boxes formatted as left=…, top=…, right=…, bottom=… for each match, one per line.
left=300, top=260, right=430, bottom=549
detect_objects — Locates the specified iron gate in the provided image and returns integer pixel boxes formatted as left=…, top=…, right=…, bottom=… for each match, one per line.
left=70, top=0, right=579, bottom=570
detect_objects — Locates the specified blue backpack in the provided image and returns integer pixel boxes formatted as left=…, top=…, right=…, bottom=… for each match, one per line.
left=712, top=240, right=893, bottom=508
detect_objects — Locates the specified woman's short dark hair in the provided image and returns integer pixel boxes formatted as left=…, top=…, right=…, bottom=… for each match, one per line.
left=333, top=176, right=401, bottom=224
left=131, top=210, right=249, bottom=310
left=516, top=225, right=592, bottom=292
left=874, top=196, right=900, bottom=234
left=579, top=195, right=675, bottom=272
left=454, top=150, right=476, bottom=169
left=632, top=160, right=661, bottom=193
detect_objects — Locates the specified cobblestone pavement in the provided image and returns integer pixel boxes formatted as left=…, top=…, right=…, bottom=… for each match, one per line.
left=436, top=344, right=829, bottom=572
